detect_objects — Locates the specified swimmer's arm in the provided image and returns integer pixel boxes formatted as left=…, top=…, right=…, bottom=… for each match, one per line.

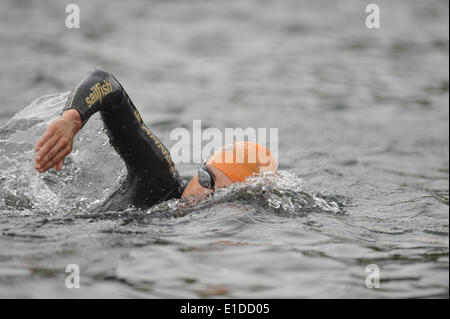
left=34, top=109, right=82, bottom=172
left=34, top=67, right=119, bottom=173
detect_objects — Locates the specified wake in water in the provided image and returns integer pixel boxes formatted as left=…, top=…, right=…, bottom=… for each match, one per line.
left=0, top=93, right=347, bottom=218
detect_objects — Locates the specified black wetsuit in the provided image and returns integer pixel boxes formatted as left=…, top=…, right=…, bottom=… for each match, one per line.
left=63, top=67, right=186, bottom=212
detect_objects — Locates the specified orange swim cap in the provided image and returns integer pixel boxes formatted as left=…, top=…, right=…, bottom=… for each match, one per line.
left=207, top=141, right=277, bottom=183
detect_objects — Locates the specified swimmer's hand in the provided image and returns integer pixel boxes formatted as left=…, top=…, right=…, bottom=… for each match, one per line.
left=34, top=109, right=82, bottom=173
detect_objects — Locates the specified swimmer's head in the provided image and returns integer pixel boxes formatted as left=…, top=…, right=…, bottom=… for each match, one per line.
left=181, top=141, right=277, bottom=200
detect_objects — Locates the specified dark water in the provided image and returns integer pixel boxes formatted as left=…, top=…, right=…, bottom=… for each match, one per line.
left=0, top=0, right=448, bottom=298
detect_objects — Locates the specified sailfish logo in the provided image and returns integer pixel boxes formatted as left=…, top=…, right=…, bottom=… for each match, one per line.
left=85, top=80, right=113, bottom=108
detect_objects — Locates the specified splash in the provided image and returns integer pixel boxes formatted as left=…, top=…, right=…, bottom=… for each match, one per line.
left=0, top=93, right=124, bottom=214
left=149, top=171, right=347, bottom=218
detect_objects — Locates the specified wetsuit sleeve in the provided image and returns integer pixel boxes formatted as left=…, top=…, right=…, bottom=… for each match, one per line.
left=63, top=67, right=185, bottom=209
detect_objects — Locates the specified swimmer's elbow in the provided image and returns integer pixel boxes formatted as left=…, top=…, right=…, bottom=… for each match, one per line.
left=88, top=66, right=112, bottom=81
left=86, top=67, right=122, bottom=96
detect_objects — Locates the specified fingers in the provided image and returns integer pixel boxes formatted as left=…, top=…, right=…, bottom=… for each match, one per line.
left=34, top=117, right=76, bottom=173
left=38, top=144, right=71, bottom=173
left=35, top=135, right=59, bottom=170
left=55, top=160, right=63, bottom=171
left=34, top=127, right=54, bottom=152
left=39, top=138, right=66, bottom=165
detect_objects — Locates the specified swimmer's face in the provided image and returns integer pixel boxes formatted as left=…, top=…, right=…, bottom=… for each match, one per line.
left=181, top=163, right=232, bottom=201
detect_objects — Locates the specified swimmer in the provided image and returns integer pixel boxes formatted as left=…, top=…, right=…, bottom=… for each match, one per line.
left=33, top=68, right=276, bottom=211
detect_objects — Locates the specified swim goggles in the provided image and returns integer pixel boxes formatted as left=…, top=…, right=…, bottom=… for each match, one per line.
left=197, top=163, right=215, bottom=190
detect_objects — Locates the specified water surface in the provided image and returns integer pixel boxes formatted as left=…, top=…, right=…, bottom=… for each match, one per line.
left=0, top=0, right=448, bottom=298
